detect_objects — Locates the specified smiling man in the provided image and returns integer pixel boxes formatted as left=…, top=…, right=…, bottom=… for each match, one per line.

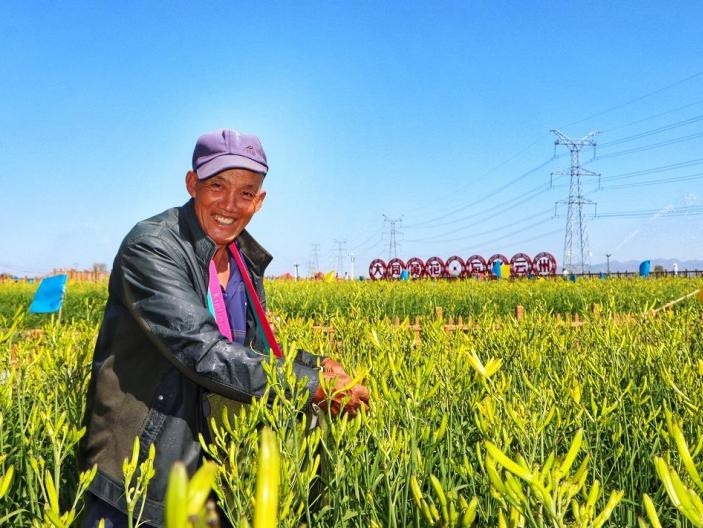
left=79, top=129, right=368, bottom=527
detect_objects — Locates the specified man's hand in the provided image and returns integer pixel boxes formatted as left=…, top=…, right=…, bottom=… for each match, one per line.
left=312, top=358, right=369, bottom=417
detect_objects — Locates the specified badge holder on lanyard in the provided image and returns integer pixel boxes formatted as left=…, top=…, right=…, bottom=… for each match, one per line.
left=207, top=242, right=283, bottom=358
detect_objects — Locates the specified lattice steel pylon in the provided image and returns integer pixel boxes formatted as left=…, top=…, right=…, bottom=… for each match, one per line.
left=309, top=243, right=320, bottom=276
left=551, top=129, right=600, bottom=274
left=383, top=215, right=402, bottom=260
left=333, top=239, right=347, bottom=276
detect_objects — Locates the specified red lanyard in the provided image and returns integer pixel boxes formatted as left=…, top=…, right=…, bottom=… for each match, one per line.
left=228, top=242, right=283, bottom=358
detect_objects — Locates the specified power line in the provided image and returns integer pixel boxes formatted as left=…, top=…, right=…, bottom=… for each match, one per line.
left=601, top=171, right=703, bottom=191
left=348, top=217, right=388, bottom=253
left=600, top=98, right=703, bottom=135
left=599, top=113, right=703, bottom=148
left=596, top=204, right=703, bottom=218
left=601, top=157, right=703, bottom=182
left=594, top=130, right=703, bottom=160
left=350, top=231, right=385, bottom=252
left=405, top=207, right=554, bottom=245
left=406, top=181, right=554, bottom=232
left=406, top=157, right=556, bottom=228
left=407, top=134, right=553, bottom=220
left=457, top=226, right=563, bottom=255
left=560, top=69, right=703, bottom=129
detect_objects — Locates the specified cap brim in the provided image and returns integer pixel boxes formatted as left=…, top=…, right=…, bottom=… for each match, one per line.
left=196, top=154, right=268, bottom=180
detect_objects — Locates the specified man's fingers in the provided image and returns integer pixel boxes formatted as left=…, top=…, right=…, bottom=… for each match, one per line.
left=352, top=384, right=370, bottom=403
left=322, top=370, right=352, bottom=390
left=340, top=385, right=369, bottom=416
left=317, top=360, right=370, bottom=417
left=322, top=358, right=345, bottom=375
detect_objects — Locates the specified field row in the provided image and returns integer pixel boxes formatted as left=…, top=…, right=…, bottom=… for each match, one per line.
left=2, top=276, right=701, bottom=326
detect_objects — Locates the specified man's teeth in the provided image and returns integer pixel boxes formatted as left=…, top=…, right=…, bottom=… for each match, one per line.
left=214, top=215, right=234, bottom=225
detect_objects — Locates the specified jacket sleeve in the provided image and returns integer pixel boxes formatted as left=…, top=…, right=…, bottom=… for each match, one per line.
left=115, top=233, right=321, bottom=404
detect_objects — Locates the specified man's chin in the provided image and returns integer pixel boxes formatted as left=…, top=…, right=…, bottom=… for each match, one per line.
left=212, top=232, right=241, bottom=247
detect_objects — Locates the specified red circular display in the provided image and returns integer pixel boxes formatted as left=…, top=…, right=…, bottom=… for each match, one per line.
left=445, top=256, right=465, bottom=278
left=406, top=257, right=425, bottom=279
left=532, top=252, right=558, bottom=276
left=387, top=258, right=406, bottom=279
left=424, top=257, right=445, bottom=279
left=466, top=254, right=487, bottom=277
left=487, top=254, right=509, bottom=276
left=510, top=253, right=533, bottom=277
left=368, top=258, right=388, bottom=280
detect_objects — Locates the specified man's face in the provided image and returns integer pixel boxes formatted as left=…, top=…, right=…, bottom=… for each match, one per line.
left=186, top=168, right=266, bottom=248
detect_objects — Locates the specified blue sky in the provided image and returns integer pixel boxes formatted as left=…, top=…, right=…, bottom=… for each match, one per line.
left=1, top=1, right=702, bottom=277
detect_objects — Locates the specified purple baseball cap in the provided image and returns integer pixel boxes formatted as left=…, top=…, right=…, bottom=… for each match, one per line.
left=192, top=129, right=268, bottom=179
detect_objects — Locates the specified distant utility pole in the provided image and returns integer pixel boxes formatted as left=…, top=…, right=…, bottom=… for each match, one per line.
left=605, top=253, right=612, bottom=275
left=333, top=240, right=347, bottom=276
left=349, top=253, right=356, bottom=279
left=293, top=263, right=300, bottom=280
left=551, top=129, right=600, bottom=274
left=383, top=215, right=403, bottom=260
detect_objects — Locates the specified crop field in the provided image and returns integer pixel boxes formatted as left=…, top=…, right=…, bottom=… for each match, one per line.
left=0, top=277, right=702, bottom=527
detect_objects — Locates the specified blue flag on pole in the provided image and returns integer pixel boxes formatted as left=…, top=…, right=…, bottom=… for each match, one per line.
left=29, top=274, right=68, bottom=313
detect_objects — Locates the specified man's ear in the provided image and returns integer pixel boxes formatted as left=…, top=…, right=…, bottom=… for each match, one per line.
left=186, top=170, right=198, bottom=198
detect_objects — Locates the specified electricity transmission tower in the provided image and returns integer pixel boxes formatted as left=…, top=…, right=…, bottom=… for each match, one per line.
left=333, top=240, right=347, bottom=276
left=551, top=129, right=599, bottom=274
left=383, top=215, right=402, bottom=260
left=309, top=243, right=320, bottom=276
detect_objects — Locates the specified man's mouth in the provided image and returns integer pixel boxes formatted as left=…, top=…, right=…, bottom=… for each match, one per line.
left=214, top=214, right=235, bottom=226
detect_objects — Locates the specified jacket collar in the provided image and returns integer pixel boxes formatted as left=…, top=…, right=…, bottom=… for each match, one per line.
left=179, top=199, right=273, bottom=276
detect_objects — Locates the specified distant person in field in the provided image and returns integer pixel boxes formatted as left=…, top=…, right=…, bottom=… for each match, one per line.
left=79, top=128, right=369, bottom=528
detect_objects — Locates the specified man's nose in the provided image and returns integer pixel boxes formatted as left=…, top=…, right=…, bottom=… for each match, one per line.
left=221, top=189, right=240, bottom=210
